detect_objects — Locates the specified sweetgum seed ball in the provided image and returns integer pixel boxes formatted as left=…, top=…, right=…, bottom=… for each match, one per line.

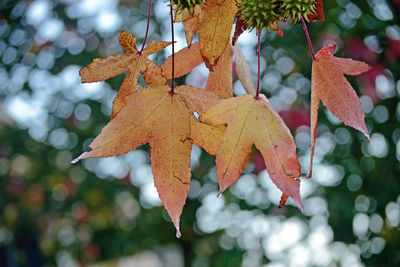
left=281, top=0, right=316, bottom=22
left=238, top=0, right=281, bottom=30
left=172, top=0, right=203, bottom=15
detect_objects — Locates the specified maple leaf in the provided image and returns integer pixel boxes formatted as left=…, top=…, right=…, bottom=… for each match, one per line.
left=175, top=5, right=203, bottom=47
left=205, top=42, right=234, bottom=99
left=161, top=42, right=203, bottom=80
left=233, top=44, right=257, bottom=95
left=201, top=94, right=302, bottom=210
left=142, top=60, right=169, bottom=86
left=308, top=45, right=371, bottom=178
left=199, top=0, right=237, bottom=69
left=72, top=85, right=225, bottom=236
left=79, top=31, right=171, bottom=119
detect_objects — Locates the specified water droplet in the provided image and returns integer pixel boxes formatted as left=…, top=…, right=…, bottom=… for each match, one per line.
left=176, top=229, right=181, bottom=238
left=71, top=152, right=87, bottom=164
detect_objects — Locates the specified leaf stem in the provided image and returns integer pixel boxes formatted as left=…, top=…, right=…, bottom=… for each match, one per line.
left=139, top=0, right=152, bottom=53
left=169, top=2, right=175, bottom=94
left=300, top=16, right=316, bottom=61
left=256, top=30, right=261, bottom=98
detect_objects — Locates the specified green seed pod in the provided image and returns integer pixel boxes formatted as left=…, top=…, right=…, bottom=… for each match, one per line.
left=237, top=0, right=282, bottom=31
left=281, top=0, right=316, bottom=22
left=172, top=0, right=203, bottom=15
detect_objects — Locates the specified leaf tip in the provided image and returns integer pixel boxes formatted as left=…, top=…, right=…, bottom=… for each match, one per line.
left=279, top=193, right=289, bottom=208
left=176, top=229, right=181, bottom=239
left=297, top=201, right=304, bottom=214
left=217, top=186, right=227, bottom=197
left=71, top=152, right=88, bottom=164
left=171, top=214, right=181, bottom=238
left=279, top=192, right=303, bottom=213
left=364, top=132, right=370, bottom=142
left=307, top=163, right=313, bottom=178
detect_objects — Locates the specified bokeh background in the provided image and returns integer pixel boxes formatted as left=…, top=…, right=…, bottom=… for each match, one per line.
left=0, top=0, right=399, bottom=266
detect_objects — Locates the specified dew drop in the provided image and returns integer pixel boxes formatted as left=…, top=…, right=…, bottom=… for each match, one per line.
left=176, top=229, right=181, bottom=238
left=71, top=152, right=87, bottom=164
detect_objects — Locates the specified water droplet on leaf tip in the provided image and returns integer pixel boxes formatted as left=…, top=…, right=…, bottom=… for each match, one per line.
left=71, top=152, right=87, bottom=164
left=176, top=230, right=181, bottom=238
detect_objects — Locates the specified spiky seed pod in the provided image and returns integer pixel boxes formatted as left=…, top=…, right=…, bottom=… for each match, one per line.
left=281, top=0, right=316, bottom=22
left=172, top=0, right=203, bottom=15
left=237, top=0, right=282, bottom=31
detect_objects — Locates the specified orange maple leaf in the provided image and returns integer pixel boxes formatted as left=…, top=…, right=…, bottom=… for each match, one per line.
left=72, top=85, right=225, bottom=236
left=175, top=5, right=203, bottom=47
left=79, top=31, right=171, bottom=119
left=161, top=42, right=203, bottom=80
left=205, top=42, right=234, bottom=99
left=199, top=0, right=237, bottom=69
left=308, top=45, right=371, bottom=177
left=202, top=94, right=302, bottom=210
left=233, top=44, right=257, bottom=95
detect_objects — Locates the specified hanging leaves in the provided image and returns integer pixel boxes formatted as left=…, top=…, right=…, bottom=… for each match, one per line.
left=79, top=31, right=171, bottom=119
left=71, top=0, right=372, bottom=236
left=308, top=45, right=371, bottom=177
left=72, top=85, right=224, bottom=236
left=201, top=95, right=302, bottom=210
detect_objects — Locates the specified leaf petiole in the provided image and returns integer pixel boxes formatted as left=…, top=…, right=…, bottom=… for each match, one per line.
left=300, top=16, right=316, bottom=61
left=169, top=2, right=175, bottom=94
left=255, top=29, right=261, bottom=98
left=139, top=0, right=152, bottom=54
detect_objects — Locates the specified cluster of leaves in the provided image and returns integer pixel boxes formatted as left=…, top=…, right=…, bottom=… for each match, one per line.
left=73, top=0, right=370, bottom=236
